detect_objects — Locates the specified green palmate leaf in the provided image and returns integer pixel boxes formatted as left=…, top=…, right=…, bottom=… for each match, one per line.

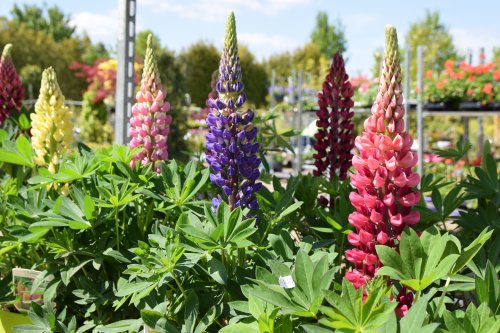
left=141, top=310, right=163, bottom=330
left=293, top=250, right=314, bottom=302
left=475, top=261, right=500, bottom=315
left=399, top=228, right=425, bottom=278
left=194, top=306, right=219, bottom=333
left=96, top=319, right=142, bottom=333
left=268, top=230, right=295, bottom=260
left=224, top=207, right=242, bottom=241
left=399, top=294, right=439, bottom=333
left=301, top=324, right=333, bottom=333
left=219, top=323, right=260, bottom=333
left=320, top=279, right=396, bottom=332
left=375, top=245, right=410, bottom=279
left=451, top=228, right=493, bottom=275
left=207, top=256, right=227, bottom=285
left=278, top=201, right=303, bottom=220
left=0, top=135, right=35, bottom=167
left=183, top=291, right=199, bottom=333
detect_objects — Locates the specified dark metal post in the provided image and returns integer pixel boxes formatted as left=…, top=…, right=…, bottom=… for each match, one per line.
left=416, top=46, right=424, bottom=179
left=296, top=70, right=304, bottom=175
left=270, top=69, right=276, bottom=108
left=115, top=0, right=136, bottom=145
left=463, top=49, right=472, bottom=146
left=478, top=47, right=485, bottom=155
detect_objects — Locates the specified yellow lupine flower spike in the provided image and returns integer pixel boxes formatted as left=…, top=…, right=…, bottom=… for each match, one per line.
left=30, top=67, right=73, bottom=174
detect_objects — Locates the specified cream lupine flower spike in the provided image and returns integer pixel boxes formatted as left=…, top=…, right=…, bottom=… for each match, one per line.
left=31, top=67, right=73, bottom=174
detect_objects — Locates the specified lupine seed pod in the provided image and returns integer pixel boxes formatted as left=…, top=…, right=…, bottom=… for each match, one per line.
left=129, top=34, right=172, bottom=172
left=313, top=52, right=355, bottom=207
left=205, top=12, right=262, bottom=212
left=345, top=26, right=420, bottom=293
left=0, top=44, right=24, bottom=125
left=30, top=67, right=73, bottom=174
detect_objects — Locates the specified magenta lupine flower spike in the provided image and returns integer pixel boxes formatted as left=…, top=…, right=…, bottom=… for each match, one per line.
left=205, top=12, right=262, bottom=212
left=345, top=26, right=420, bottom=290
left=313, top=52, right=355, bottom=206
left=129, top=34, right=172, bottom=172
left=0, top=44, right=24, bottom=125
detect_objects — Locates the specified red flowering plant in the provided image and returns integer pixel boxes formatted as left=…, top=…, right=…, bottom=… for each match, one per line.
left=423, top=60, right=466, bottom=107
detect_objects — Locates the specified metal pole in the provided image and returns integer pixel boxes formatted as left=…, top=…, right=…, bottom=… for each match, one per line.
left=297, top=70, right=304, bottom=176
left=416, top=46, right=424, bottom=179
left=404, top=45, right=411, bottom=132
left=477, top=47, right=484, bottom=155
left=270, top=69, right=276, bottom=108
left=463, top=49, right=472, bottom=146
left=115, top=0, right=136, bottom=145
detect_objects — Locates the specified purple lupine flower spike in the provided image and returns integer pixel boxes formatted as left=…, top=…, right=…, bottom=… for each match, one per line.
left=205, top=12, right=262, bottom=212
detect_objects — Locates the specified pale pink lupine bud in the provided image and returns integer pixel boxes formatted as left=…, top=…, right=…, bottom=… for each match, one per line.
left=129, top=34, right=171, bottom=171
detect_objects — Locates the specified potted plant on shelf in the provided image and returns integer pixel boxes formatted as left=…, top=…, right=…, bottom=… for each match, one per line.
left=460, top=61, right=499, bottom=110
left=424, top=60, right=465, bottom=110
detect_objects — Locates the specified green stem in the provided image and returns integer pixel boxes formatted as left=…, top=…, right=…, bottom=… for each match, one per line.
left=435, top=275, right=451, bottom=316
left=115, top=208, right=120, bottom=251
left=172, top=272, right=187, bottom=299
left=414, top=290, right=421, bottom=303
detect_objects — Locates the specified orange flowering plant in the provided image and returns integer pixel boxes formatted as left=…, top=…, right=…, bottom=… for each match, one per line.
left=424, top=57, right=500, bottom=107
left=424, top=60, right=466, bottom=107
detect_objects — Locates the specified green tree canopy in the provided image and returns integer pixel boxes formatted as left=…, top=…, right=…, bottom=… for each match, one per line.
left=265, top=43, right=330, bottom=91
left=178, top=41, right=221, bottom=107
left=0, top=18, right=88, bottom=100
left=405, top=10, right=457, bottom=84
left=135, top=30, right=162, bottom=60
left=10, top=3, right=76, bottom=41
left=239, top=45, right=268, bottom=107
left=310, top=11, right=347, bottom=58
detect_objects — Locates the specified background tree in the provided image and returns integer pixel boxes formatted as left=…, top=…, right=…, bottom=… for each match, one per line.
left=10, top=3, right=75, bottom=41
left=371, top=49, right=382, bottom=79
left=178, top=41, right=220, bottom=107
left=310, top=11, right=347, bottom=58
left=135, top=30, right=162, bottom=60
left=405, top=10, right=457, bottom=84
left=238, top=45, right=268, bottom=107
left=0, top=19, right=88, bottom=99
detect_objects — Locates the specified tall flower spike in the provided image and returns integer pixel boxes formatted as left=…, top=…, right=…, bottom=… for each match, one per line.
left=313, top=52, right=355, bottom=206
left=345, top=26, right=420, bottom=294
left=129, top=34, right=172, bottom=172
left=31, top=67, right=73, bottom=174
left=0, top=44, right=24, bottom=125
left=205, top=12, right=262, bottom=212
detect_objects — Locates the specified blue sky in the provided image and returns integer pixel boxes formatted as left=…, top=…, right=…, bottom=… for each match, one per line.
left=1, top=0, right=499, bottom=75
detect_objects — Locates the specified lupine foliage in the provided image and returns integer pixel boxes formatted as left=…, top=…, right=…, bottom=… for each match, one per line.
left=0, top=19, right=499, bottom=333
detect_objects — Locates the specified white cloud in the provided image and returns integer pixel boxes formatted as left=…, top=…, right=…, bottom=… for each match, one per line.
left=138, top=0, right=313, bottom=21
left=239, top=32, right=300, bottom=49
left=71, top=9, right=118, bottom=40
left=450, top=27, right=500, bottom=58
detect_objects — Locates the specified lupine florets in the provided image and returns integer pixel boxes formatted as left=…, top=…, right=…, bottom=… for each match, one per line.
left=345, top=26, right=420, bottom=293
left=129, top=34, right=172, bottom=172
left=0, top=44, right=24, bottom=125
left=205, top=12, right=262, bottom=212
